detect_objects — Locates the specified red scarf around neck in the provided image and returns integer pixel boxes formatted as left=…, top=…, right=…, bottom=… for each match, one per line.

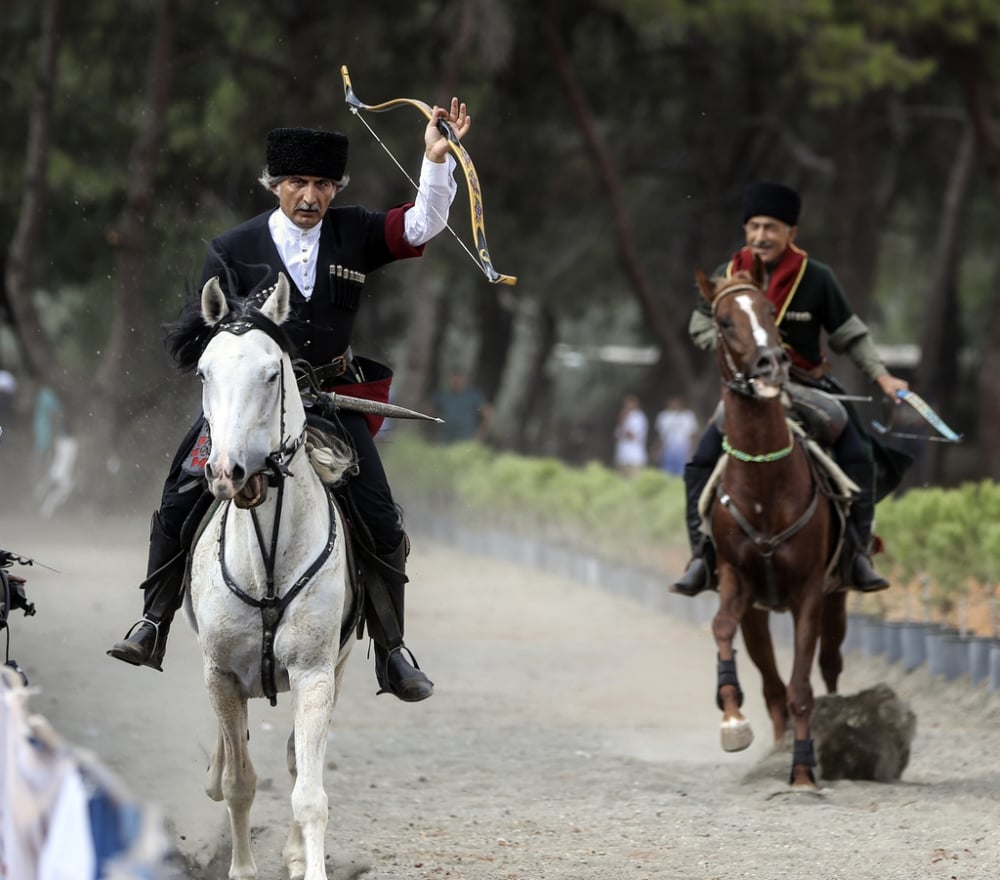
left=726, top=243, right=820, bottom=371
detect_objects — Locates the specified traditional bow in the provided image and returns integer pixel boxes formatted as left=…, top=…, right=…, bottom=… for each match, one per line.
left=340, top=65, right=517, bottom=287
left=871, top=389, right=963, bottom=443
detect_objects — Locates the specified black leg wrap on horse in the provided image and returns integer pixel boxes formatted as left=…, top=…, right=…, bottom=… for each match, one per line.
left=791, top=737, right=818, bottom=785
left=716, top=654, right=744, bottom=710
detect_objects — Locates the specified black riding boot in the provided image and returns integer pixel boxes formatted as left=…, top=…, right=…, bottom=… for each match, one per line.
left=364, top=536, right=434, bottom=702
left=841, top=460, right=890, bottom=593
left=671, top=463, right=716, bottom=597
left=107, top=511, right=187, bottom=671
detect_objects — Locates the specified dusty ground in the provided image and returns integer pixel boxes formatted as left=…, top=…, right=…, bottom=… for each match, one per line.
left=3, top=507, right=1000, bottom=880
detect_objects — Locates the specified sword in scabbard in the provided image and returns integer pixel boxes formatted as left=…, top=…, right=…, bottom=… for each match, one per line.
left=322, top=392, right=444, bottom=423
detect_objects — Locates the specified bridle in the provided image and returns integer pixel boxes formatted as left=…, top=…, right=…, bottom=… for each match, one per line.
left=711, top=283, right=788, bottom=399
left=710, top=283, right=820, bottom=602
left=208, top=308, right=306, bottom=487
left=205, top=306, right=336, bottom=705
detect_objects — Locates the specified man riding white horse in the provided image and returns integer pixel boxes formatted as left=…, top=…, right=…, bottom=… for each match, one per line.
left=109, top=101, right=472, bottom=703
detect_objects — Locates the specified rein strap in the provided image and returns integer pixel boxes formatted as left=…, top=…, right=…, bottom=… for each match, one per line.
left=218, top=489, right=338, bottom=706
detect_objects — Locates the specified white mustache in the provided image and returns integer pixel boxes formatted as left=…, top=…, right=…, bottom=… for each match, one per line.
left=295, top=202, right=319, bottom=212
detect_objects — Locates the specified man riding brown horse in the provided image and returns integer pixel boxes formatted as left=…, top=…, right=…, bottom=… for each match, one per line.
left=673, top=181, right=911, bottom=597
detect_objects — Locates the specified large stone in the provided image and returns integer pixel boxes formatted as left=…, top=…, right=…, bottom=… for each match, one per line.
left=812, top=683, right=916, bottom=782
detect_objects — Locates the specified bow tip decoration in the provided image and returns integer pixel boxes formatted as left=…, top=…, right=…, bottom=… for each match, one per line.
left=340, top=65, right=517, bottom=287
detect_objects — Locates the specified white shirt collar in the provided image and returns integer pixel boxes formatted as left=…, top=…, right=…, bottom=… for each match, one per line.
left=269, top=208, right=322, bottom=247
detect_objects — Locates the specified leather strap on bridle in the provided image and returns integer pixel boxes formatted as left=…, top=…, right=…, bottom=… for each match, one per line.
left=218, top=482, right=338, bottom=706
left=716, top=472, right=820, bottom=608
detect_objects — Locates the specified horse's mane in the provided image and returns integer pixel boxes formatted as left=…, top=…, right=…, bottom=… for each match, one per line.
left=165, top=278, right=297, bottom=373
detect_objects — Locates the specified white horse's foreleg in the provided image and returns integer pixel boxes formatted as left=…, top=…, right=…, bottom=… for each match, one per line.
left=283, top=727, right=304, bottom=878
left=205, top=667, right=258, bottom=880
left=206, top=725, right=225, bottom=801
left=282, top=667, right=336, bottom=880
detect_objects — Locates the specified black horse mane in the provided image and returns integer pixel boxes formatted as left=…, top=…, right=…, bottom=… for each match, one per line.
left=165, top=276, right=296, bottom=373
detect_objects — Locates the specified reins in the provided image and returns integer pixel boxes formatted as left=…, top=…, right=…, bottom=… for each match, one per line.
left=208, top=307, right=331, bottom=705
left=711, top=280, right=822, bottom=604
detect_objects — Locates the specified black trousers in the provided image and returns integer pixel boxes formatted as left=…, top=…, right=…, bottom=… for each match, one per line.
left=156, top=410, right=403, bottom=558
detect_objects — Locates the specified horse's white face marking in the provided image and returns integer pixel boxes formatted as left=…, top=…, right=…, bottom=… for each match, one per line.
left=735, top=294, right=771, bottom=348
left=199, top=330, right=284, bottom=500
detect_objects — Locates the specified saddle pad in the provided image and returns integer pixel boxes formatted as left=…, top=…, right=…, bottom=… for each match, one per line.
left=182, top=421, right=211, bottom=477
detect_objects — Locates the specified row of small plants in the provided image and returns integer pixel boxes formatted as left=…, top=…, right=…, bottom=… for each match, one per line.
left=383, top=433, right=1000, bottom=634
left=875, top=480, right=1000, bottom=635
left=382, top=433, right=687, bottom=569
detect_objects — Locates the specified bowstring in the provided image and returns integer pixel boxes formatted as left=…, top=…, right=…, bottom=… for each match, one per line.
left=347, top=107, right=487, bottom=277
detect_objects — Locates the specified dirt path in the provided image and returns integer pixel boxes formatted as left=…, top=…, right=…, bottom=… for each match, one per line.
left=4, top=510, right=1000, bottom=880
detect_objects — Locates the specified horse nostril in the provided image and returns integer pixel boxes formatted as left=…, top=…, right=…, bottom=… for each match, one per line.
left=232, top=465, right=246, bottom=483
left=205, top=464, right=214, bottom=479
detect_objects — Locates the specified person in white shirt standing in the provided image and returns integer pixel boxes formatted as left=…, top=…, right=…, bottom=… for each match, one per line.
left=652, top=396, right=699, bottom=477
left=110, top=105, right=471, bottom=704
left=613, top=393, right=649, bottom=475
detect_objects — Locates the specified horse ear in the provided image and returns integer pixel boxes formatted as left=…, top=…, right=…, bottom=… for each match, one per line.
left=750, top=254, right=766, bottom=287
left=201, top=276, right=230, bottom=327
left=694, top=267, right=715, bottom=303
left=260, top=273, right=291, bottom=326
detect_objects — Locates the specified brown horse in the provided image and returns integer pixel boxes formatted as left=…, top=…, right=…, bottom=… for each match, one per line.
left=696, top=260, right=847, bottom=789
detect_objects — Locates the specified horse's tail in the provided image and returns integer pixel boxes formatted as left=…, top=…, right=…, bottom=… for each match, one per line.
left=305, top=425, right=357, bottom=487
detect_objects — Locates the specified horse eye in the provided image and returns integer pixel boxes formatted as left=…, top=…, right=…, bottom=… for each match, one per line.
left=195, top=368, right=205, bottom=382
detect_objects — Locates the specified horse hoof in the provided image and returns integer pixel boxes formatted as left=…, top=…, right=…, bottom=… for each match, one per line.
left=720, top=717, right=754, bottom=752
left=790, top=780, right=819, bottom=793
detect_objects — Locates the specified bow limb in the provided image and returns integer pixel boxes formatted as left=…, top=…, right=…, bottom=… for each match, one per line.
left=896, top=389, right=963, bottom=442
left=341, top=65, right=517, bottom=286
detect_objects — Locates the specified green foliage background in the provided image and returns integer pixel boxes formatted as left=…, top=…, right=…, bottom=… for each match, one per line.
left=386, top=432, right=1000, bottom=629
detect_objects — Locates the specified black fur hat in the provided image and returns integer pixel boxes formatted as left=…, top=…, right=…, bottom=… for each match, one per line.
left=265, top=127, right=349, bottom=181
left=742, top=182, right=801, bottom=226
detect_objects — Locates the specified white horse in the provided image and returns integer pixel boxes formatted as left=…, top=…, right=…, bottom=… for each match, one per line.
left=184, top=273, right=356, bottom=880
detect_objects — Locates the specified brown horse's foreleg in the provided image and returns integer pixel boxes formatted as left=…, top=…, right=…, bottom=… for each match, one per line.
left=817, top=591, right=847, bottom=693
left=740, top=607, right=787, bottom=743
left=786, top=590, right=824, bottom=788
left=712, top=575, right=753, bottom=751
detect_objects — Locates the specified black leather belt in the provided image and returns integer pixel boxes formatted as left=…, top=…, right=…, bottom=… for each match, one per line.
left=311, top=347, right=356, bottom=384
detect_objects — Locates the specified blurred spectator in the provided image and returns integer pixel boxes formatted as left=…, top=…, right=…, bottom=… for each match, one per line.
left=0, top=369, right=17, bottom=431
left=32, top=385, right=78, bottom=517
left=431, top=370, right=494, bottom=444
left=613, top=393, right=648, bottom=475
left=652, top=396, right=699, bottom=476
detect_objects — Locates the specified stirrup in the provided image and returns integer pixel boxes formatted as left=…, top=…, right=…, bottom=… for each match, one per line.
left=107, top=618, right=166, bottom=672
left=376, top=645, right=434, bottom=702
